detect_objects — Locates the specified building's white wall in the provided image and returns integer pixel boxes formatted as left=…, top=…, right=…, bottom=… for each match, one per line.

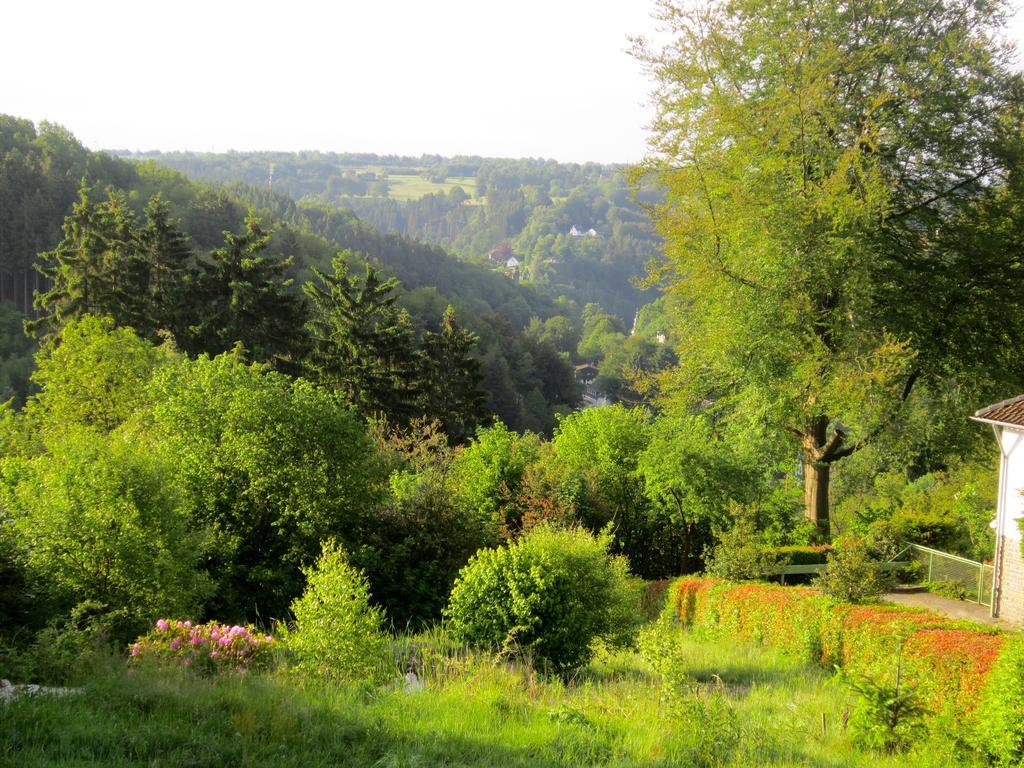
left=1000, top=427, right=1024, bottom=540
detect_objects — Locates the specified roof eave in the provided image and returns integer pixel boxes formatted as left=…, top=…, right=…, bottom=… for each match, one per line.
left=970, top=416, right=1024, bottom=431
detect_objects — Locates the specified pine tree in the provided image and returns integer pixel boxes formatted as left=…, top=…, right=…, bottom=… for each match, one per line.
left=419, top=305, right=488, bottom=443
left=189, top=213, right=307, bottom=366
left=138, top=194, right=195, bottom=345
left=304, top=253, right=420, bottom=425
left=29, top=185, right=147, bottom=339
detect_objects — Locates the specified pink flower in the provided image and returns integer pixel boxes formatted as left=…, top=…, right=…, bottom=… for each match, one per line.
left=170, top=639, right=181, bottom=651
left=156, top=619, right=169, bottom=631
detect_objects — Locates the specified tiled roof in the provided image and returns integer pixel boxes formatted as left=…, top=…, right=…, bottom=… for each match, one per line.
left=973, top=394, right=1024, bottom=428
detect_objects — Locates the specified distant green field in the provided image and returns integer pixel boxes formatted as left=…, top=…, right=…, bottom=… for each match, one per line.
left=382, top=174, right=478, bottom=201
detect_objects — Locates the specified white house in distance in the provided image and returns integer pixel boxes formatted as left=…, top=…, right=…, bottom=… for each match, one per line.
left=972, top=394, right=1024, bottom=623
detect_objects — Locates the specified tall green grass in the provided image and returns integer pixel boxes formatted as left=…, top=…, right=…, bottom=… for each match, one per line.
left=0, top=628, right=979, bottom=767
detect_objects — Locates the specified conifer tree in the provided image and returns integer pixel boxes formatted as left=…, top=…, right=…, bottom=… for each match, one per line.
left=138, top=194, right=195, bottom=345
left=304, top=253, right=420, bottom=425
left=30, top=185, right=147, bottom=339
left=189, top=214, right=307, bottom=366
left=419, top=305, right=488, bottom=443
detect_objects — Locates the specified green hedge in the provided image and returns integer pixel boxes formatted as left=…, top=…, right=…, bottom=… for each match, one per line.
left=668, top=577, right=1019, bottom=761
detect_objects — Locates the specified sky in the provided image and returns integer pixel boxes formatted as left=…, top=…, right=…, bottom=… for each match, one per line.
left=3, top=1, right=1024, bottom=164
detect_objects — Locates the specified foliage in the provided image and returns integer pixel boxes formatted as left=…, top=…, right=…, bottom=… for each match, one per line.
left=0, top=602, right=127, bottom=685
left=418, top=305, right=488, bottom=443
left=0, top=301, right=37, bottom=406
left=189, top=213, right=307, bottom=366
left=134, top=351, right=387, bottom=621
left=27, top=315, right=163, bottom=434
left=445, top=525, right=639, bottom=674
left=0, top=427, right=207, bottom=634
left=545, top=406, right=655, bottom=564
left=635, top=0, right=1024, bottom=536
left=704, top=514, right=783, bottom=581
left=835, top=463, right=997, bottom=562
left=304, top=253, right=420, bottom=425
left=283, top=541, right=391, bottom=684
left=844, top=656, right=928, bottom=754
left=974, top=637, right=1024, bottom=764
left=639, top=415, right=761, bottom=573
left=449, top=421, right=542, bottom=536
left=356, top=444, right=495, bottom=629
left=814, top=538, right=895, bottom=604
left=129, top=619, right=274, bottom=673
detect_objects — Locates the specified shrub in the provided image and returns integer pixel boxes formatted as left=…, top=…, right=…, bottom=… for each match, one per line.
left=445, top=525, right=639, bottom=674
left=973, top=637, right=1024, bottom=763
left=130, top=619, right=274, bottom=673
left=813, top=537, right=894, bottom=603
left=0, top=428, right=208, bottom=636
left=844, top=655, right=927, bottom=754
left=667, top=576, right=1006, bottom=725
left=282, top=541, right=391, bottom=684
left=704, top=516, right=781, bottom=580
left=926, top=578, right=969, bottom=601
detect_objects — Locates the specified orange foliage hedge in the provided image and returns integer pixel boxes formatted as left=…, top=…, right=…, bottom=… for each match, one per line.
left=668, top=577, right=1004, bottom=720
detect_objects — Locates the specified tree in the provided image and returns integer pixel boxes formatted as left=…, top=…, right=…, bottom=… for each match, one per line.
left=419, top=306, right=488, bottom=443
left=635, top=0, right=1024, bottom=537
left=189, top=214, right=307, bottom=367
left=138, top=194, right=196, bottom=344
left=133, top=351, right=388, bottom=621
left=30, top=186, right=150, bottom=339
left=303, top=253, right=420, bottom=426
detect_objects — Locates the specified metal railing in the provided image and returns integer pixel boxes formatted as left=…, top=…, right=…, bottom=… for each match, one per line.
left=893, top=543, right=994, bottom=607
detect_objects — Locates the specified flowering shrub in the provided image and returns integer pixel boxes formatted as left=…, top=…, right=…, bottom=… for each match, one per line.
left=668, top=577, right=1007, bottom=724
left=129, top=619, right=274, bottom=672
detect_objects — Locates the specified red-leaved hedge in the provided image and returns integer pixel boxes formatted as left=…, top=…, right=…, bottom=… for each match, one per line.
left=668, top=577, right=1004, bottom=722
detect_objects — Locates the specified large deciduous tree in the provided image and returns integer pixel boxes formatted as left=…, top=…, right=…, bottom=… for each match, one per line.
left=635, top=0, right=1024, bottom=537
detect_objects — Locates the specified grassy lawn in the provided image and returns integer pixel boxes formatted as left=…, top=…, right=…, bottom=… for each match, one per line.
left=0, top=626, right=978, bottom=767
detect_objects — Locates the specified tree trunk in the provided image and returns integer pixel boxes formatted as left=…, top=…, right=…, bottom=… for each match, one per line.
left=803, top=456, right=830, bottom=540
left=801, top=415, right=833, bottom=540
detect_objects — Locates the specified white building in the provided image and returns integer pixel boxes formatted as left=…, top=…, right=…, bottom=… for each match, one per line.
left=972, top=395, right=1024, bottom=623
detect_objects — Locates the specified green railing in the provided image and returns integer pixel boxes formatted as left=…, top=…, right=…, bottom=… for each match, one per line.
left=893, top=543, right=994, bottom=607
left=772, top=560, right=908, bottom=585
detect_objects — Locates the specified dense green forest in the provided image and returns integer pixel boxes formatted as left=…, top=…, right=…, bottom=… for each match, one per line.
left=0, top=116, right=594, bottom=431
left=117, top=149, right=663, bottom=323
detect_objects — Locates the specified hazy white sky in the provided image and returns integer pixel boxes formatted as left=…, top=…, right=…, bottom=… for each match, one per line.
left=3, top=1, right=1023, bottom=164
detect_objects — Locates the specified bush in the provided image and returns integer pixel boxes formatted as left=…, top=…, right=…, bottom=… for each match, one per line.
left=282, top=542, right=391, bottom=684
left=844, top=658, right=927, bottom=754
left=974, top=637, right=1024, bottom=763
left=445, top=525, right=639, bottom=674
left=704, top=516, right=781, bottom=580
left=813, top=537, right=894, bottom=603
left=0, top=429, right=208, bottom=636
left=667, top=577, right=1006, bottom=725
left=130, top=619, right=274, bottom=673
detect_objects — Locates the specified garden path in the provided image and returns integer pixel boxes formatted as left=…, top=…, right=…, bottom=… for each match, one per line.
left=881, top=590, right=1018, bottom=630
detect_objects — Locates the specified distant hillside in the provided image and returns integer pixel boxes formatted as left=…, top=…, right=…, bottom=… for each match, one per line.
left=117, top=150, right=664, bottom=323
left=0, top=116, right=580, bottom=432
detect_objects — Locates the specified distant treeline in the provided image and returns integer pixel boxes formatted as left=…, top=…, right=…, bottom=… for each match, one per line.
left=118, top=150, right=664, bottom=322
left=0, top=116, right=582, bottom=432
